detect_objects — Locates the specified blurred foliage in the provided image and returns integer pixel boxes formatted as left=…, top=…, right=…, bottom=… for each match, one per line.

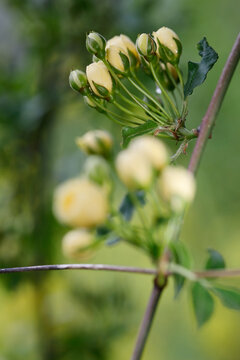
left=0, top=0, right=240, bottom=359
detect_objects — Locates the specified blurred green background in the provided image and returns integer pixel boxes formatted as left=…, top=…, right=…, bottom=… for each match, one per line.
left=0, top=0, right=239, bottom=359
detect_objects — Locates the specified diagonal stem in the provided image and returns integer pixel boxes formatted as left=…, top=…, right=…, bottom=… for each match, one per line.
left=131, top=278, right=167, bottom=360
left=188, top=32, right=240, bottom=174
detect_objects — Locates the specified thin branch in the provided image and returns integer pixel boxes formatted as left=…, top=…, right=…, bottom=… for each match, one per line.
left=131, top=278, right=167, bottom=360
left=188, top=33, right=240, bottom=174
left=0, top=264, right=157, bottom=276
left=130, top=33, right=240, bottom=360
left=195, top=268, right=240, bottom=278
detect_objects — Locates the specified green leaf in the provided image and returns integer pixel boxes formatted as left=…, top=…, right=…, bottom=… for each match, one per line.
left=119, top=191, right=145, bottom=221
left=171, top=241, right=192, bottom=297
left=184, top=37, right=218, bottom=98
left=191, top=282, right=215, bottom=327
left=212, top=286, right=240, bottom=310
left=205, top=248, right=225, bottom=270
left=122, top=120, right=157, bottom=148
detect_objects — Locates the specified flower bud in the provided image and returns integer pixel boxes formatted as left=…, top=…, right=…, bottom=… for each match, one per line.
left=136, top=33, right=157, bottom=61
left=86, top=31, right=106, bottom=59
left=69, top=70, right=88, bottom=95
left=86, top=61, right=113, bottom=98
left=107, top=35, right=140, bottom=67
left=153, top=27, right=181, bottom=62
left=83, top=96, right=97, bottom=108
left=116, top=149, right=153, bottom=189
left=129, top=136, right=168, bottom=171
left=53, top=178, right=109, bottom=228
left=84, top=155, right=111, bottom=187
left=106, top=45, right=130, bottom=75
left=62, top=229, right=96, bottom=260
left=158, top=166, right=196, bottom=212
left=76, top=130, right=113, bottom=157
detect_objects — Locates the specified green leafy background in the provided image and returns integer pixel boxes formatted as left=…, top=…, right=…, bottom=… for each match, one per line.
left=0, top=0, right=240, bottom=359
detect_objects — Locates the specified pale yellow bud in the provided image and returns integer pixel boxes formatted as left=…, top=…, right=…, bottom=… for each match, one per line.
left=106, top=45, right=129, bottom=73
left=116, top=149, right=153, bottom=189
left=158, top=166, right=196, bottom=212
left=86, top=61, right=113, bottom=97
left=153, top=27, right=180, bottom=57
left=107, top=35, right=140, bottom=63
left=130, top=136, right=168, bottom=171
left=83, top=96, right=97, bottom=108
left=53, top=178, right=109, bottom=228
left=76, top=130, right=113, bottom=156
left=62, top=229, right=95, bottom=260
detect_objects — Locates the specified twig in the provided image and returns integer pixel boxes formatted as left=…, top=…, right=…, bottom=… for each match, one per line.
left=0, top=264, right=157, bottom=276
left=195, top=268, right=240, bottom=278
left=131, top=33, right=240, bottom=360
left=131, top=278, right=167, bottom=360
left=188, top=33, right=240, bottom=174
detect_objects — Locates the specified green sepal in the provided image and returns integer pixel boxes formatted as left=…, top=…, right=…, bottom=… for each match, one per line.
left=119, top=51, right=130, bottom=73
left=92, top=81, right=111, bottom=99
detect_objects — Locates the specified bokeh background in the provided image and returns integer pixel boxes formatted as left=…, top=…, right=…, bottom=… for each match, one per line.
left=0, top=0, right=240, bottom=359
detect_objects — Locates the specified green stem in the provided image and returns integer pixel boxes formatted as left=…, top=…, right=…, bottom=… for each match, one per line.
left=150, top=63, right=180, bottom=118
left=128, top=74, right=171, bottom=120
left=103, top=60, right=163, bottom=124
left=113, top=100, right=148, bottom=122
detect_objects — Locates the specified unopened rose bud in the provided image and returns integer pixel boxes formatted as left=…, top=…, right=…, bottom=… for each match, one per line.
left=158, top=166, right=196, bottom=212
left=136, top=33, right=157, bottom=61
left=53, top=178, right=109, bottom=228
left=86, top=61, right=113, bottom=98
left=76, top=130, right=113, bottom=157
left=107, top=35, right=140, bottom=67
left=116, top=149, right=153, bottom=189
left=106, top=45, right=130, bottom=75
left=130, top=136, right=168, bottom=171
left=62, top=229, right=96, bottom=260
left=153, top=27, right=181, bottom=62
left=86, top=31, right=106, bottom=59
left=84, top=156, right=111, bottom=188
left=69, top=70, right=89, bottom=95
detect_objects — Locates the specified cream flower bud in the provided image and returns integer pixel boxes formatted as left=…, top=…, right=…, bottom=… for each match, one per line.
left=86, top=61, right=113, bottom=98
left=106, top=45, right=130, bottom=74
left=158, top=166, right=196, bottom=212
left=76, top=130, right=113, bottom=156
left=107, top=35, right=140, bottom=67
left=136, top=33, right=157, bottom=60
left=69, top=70, right=88, bottom=95
left=86, top=31, right=106, bottom=59
left=53, top=178, right=109, bottom=228
left=153, top=27, right=181, bottom=62
left=62, top=229, right=95, bottom=260
left=84, top=156, right=111, bottom=187
left=116, top=149, right=153, bottom=189
left=130, top=136, right=168, bottom=171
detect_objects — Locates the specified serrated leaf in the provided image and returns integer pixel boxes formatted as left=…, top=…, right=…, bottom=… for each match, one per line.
left=184, top=37, right=218, bottom=98
left=191, top=282, right=215, bottom=327
left=205, top=248, right=225, bottom=270
left=212, top=286, right=240, bottom=310
left=119, top=191, right=145, bottom=221
left=122, top=120, right=157, bottom=148
left=171, top=241, right=192, bottom=297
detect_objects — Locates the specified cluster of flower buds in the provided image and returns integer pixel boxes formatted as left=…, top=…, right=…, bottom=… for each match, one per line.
left=67, top=27, right=198, bottom=144
left=53, top=131, right=196, bottom=261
